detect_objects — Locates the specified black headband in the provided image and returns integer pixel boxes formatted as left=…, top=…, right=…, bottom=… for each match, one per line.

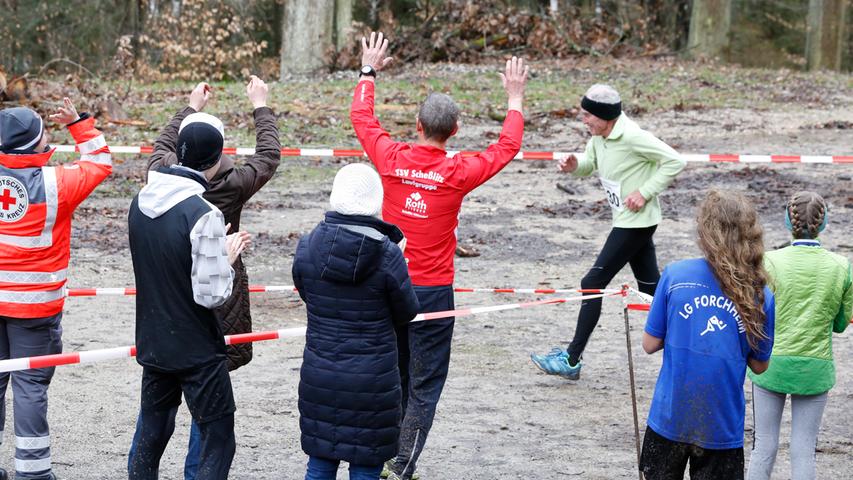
left=581, top=96, right=622, bottom=121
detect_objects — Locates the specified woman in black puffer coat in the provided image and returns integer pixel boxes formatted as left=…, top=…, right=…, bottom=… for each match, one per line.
left=292, top=164, right=420, bottom=480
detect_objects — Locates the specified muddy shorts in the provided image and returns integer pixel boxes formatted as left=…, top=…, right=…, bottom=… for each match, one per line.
left=640, top=426, right=744, bottom=480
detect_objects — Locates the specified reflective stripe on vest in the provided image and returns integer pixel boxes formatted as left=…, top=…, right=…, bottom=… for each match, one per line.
left=80, top=152, right=112, bottom=165
left=0, top=287, right=64, bottom=304
left=15, top=457, right=51, bottom=473
left=0, top=269, right=66, bottom=284
left=77, top=135, right=106, bottom=155
left=0, top=166, right=58, bottom=248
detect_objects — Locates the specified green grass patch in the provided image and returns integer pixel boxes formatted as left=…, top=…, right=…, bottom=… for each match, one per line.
left=78, top=60, right=850, bottom=150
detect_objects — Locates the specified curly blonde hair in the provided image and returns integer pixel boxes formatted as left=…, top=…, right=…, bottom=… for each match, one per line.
left=696, top=189, right=769, bottom=349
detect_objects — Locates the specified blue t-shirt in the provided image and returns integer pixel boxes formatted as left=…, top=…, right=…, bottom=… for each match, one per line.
left=644, top=258, right=775, bottom=449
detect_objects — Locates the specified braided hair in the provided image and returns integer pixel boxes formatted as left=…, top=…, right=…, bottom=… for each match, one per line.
left=787, top=191, right=827, bottom=240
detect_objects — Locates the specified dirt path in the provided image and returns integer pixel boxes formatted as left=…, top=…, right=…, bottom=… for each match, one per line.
left=3, top=79, right=850, bottom=479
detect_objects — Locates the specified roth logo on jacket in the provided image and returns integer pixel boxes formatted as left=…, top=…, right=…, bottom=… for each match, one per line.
left=0, top=176, right=28, bottom=223
left=403, top=191, right=428, bottom=218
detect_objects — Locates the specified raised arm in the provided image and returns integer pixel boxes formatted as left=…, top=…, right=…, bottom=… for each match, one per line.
left=350, top=31, right=402, bottom=175
left=149, top=82, right=211, bottom=170
left=229, top=76, right=282, bottom=202
left=49, top=98, right=112, bottom=210
left=461, top=57, right=528, bottom=191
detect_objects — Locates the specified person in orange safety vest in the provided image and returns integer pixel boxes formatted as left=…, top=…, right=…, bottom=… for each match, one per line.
left=0, top=97, right=112, bottom=480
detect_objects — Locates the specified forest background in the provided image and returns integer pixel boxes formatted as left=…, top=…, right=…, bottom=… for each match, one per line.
left=0, top=0, right=849, bottom=86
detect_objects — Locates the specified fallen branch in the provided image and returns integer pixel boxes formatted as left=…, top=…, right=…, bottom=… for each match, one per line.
left=37, top=58, right=99, bottom=80
left=107, top=119, right=148, bottom=127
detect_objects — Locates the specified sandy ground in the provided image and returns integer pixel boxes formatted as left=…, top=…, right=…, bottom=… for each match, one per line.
left=1, top=82, right=851, bottom=479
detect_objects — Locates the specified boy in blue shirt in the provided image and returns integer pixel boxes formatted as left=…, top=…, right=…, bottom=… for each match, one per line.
left=641, top=190, right=774, bottom=480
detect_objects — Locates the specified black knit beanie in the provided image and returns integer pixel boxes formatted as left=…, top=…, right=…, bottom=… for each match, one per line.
left=177, top=122, right=223, bottom=171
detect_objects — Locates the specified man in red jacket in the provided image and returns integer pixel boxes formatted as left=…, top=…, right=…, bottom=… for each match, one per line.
left=0, top=98, right=112, bottom=480
left=351, top=32, right=528, bottom=480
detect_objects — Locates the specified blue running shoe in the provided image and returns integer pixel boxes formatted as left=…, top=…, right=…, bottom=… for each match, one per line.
left=530, top=348, right=582, bottom=380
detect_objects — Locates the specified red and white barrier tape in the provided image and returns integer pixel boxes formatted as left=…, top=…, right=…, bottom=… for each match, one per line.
left=66, top=285, right=296, bottom=297
left=624, top=286, right=851, bottom=322
left=453, top=287, right=620, bottom=294
left=411, top=290, right=621, bottom=323
left=53, top=145, right=853, bottom=164
left=65, top=286, right=621, bottom=297
left=628, top=288, right=654, bottom=304
left=0, top=327, right=308, bottom=374
left=0, top=291, right=624, bottom=373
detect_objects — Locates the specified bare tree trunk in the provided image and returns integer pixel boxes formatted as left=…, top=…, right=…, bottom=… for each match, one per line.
left=806, top=0, right=848, bottom=71
left=130, top=0, right=141, bottom=63
left=335, top=0, right=353, bottom=50
left=171, top=0, right=181, bottom=18
left=687, top=0, right=731, bottom=59
left=280, top=0, right=334, bottom=76
left=368, top=0, right=381, bottom=28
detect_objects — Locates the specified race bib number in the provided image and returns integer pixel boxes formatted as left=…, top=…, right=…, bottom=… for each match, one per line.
left=600, top=177, right=624, bottom=212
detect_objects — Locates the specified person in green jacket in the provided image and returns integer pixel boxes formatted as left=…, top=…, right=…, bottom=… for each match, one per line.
left=747, top=191, right=852, bottom=480
left=531, top=83, right=685, bottom=380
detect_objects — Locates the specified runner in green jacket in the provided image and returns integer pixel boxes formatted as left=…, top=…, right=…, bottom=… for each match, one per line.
left=531, top=84, right=685, bottom=380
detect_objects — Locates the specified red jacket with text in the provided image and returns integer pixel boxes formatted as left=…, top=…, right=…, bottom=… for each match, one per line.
left=0, top=116, right=112, bottom=318
left=351, top=80, right=523, bottom=286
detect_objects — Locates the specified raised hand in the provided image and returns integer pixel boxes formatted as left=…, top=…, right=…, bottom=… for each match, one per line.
left=246, top=75, right=268, bottom=109
left=499, top=56, right=528, bottom=112
left=361, top=31, right=393, bottom=72
left=226, top=230, right=252, bottom=265
left=49, top=97, right=80, bottom=125
left=558, top=154, right=578, bottom=173
left=189, top=82, right=212, bottom=111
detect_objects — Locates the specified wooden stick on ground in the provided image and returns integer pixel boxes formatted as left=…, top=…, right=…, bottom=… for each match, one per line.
left=623, top=302, right=644, bottom=480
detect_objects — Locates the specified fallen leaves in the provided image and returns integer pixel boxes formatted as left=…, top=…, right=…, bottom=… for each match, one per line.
left=0, top=69, right=29, bottom=103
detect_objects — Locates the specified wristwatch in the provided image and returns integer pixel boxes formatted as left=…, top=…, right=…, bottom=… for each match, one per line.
left=359, top=65, right=376, bottom=78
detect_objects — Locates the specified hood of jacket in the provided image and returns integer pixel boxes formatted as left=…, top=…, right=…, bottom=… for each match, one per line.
left=308, top=212, right=404, bottom=285
left=138, top=166, right=209, bottom=219
left=211, top=154, right=235, bottom=183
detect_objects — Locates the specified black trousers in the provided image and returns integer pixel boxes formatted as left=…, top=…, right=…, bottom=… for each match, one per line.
left=640, top=427, right=744, bottom=480
left=128, top=360, right=236, bottom=480
left=568, top=226, right=660, bottom=365
left=392, top=285, right=454, bottom=479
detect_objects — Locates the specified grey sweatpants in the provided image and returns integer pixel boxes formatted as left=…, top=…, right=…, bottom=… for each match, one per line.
left=0, top=314, right=63, bottom=479
left=747, top=384, right=828, bottom=480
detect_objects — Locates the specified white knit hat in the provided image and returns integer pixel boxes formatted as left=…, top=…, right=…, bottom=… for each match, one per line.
left=329, top=163, right=383, bottom=216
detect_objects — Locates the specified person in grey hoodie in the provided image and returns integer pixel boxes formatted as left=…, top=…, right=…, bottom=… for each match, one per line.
left=127, top=113, right=250, bottom=480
